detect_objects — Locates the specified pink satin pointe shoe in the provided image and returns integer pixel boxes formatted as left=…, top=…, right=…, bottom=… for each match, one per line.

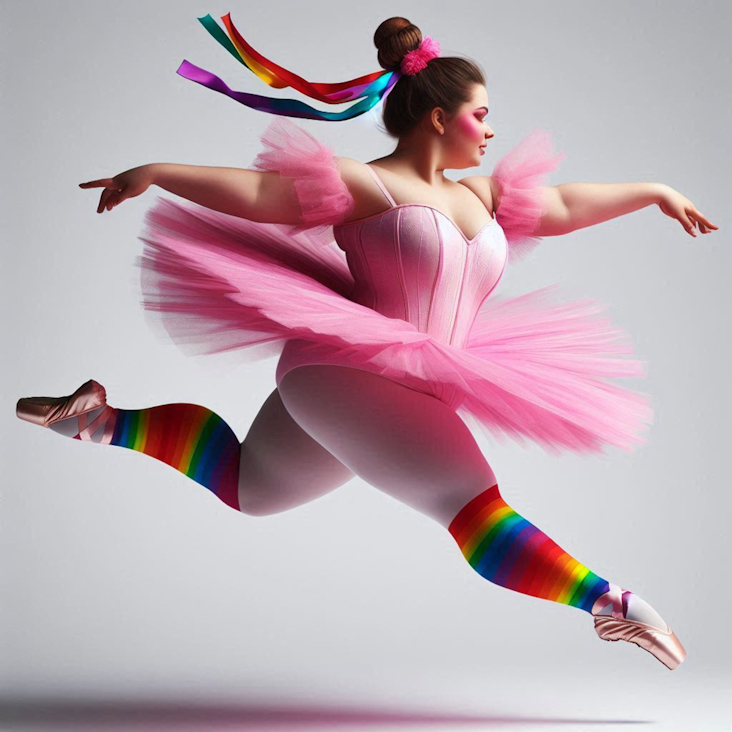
left=591, top=583, right=686, bottom=670
left=16, top=379, right=117, bottom=443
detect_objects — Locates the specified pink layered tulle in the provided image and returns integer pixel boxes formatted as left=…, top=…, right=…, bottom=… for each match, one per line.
left=251, top=117, right=355, bottom=241
left=492, top=129, right=566, bottom=263
left=137, top=121, right=652, bottom=455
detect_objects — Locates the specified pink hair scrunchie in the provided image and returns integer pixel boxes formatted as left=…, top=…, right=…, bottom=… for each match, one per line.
left=400, top=36, right=441, bottom=76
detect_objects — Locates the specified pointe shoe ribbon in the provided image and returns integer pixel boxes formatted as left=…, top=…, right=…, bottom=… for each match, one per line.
left=76, top=404, right=118, bottom=444
left=591, top=582, right=628, bottom=619
left=591, top=583, right=686, bottom=670
left=16, top=379, right=117, bottom=443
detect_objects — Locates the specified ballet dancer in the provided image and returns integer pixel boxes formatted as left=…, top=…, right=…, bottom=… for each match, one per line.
left=17, top=15, right=718, bottom=670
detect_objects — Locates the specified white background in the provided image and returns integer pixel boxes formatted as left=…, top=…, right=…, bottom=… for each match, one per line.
left=2, top=1, right=730, bottom=730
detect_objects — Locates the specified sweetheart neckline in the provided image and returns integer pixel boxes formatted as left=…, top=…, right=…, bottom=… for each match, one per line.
left=334, top=203, right=500, bottom=245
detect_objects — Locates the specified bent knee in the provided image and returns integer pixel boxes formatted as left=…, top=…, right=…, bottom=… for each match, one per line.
left=236, top=473, right=302, bottom=516
left=237, top=442, right=352, bottom=517
left=237, top=490, right=284, bottom=517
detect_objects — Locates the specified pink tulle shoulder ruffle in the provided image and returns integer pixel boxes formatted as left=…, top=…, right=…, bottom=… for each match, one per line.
left=253, top=117, right=564, bottom=264
left=491, top=129, right=566, bottom=263
left=251, top=117, right=355, bottom=239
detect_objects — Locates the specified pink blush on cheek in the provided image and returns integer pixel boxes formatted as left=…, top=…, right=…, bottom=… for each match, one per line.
left=456, top=113, right=483, bottom=143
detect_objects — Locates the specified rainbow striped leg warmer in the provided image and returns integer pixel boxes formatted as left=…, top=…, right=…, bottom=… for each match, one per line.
left=448, top=484, right=610, bottom=613
left=106, top=404, right=240, bottom=511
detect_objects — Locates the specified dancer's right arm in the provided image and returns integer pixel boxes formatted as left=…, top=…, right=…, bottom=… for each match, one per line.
left=79, top=163, right=307, bottom=224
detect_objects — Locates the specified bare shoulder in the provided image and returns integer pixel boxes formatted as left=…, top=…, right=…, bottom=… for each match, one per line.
left=334, top=156, right=393, bottom=220
left=335, top=156, right=369, bottom=187
left=334, top=156, right=374, bottom=199
left=457, top=175, right=501, bottom=216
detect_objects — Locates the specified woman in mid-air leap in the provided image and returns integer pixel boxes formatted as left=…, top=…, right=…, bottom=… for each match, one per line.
left=17, top=15, right=718, bottom=670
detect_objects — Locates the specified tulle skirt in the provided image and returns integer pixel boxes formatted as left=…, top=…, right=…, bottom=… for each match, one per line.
left=138, top=196, right=652, bottom=456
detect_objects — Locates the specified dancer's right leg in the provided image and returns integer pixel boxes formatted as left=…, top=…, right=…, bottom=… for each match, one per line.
left=236, top=387, right=355, bottom=516
left=17, top=379, right=354, bottom=515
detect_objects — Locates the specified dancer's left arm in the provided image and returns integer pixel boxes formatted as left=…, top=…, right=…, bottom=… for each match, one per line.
left=536, top=182, right=719, bottom=238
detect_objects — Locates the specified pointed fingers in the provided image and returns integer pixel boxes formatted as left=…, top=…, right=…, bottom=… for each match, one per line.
left=80, top=178, right=118, bottom=189
left=680, top=212, right=697, bottom=237
left=97, top=188, right=117, bottom=214
left=689, top=208, right=718, bottom=234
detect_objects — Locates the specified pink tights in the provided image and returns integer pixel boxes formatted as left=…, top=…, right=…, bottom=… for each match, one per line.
left=243, top=365, right=496, bottom=528
left=35, top=365, right=670, bottom=625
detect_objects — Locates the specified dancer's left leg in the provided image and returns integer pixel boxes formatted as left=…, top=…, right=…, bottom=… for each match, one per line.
left=278, top=365, right=685, bottom=668
left=279, top=366, right=611, bottom=613
left=447, top=483, right=610, bottom=613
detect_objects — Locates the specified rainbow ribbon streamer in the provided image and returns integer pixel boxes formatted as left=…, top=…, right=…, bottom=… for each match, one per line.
left=177, top=13, right=399, bottom=121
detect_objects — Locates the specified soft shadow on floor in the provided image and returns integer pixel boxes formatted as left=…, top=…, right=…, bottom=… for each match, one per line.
left=0, top=697, right=652, bottom=730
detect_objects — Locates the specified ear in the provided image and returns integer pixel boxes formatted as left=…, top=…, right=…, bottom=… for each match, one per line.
left=430, top=107, right=446, bottom=135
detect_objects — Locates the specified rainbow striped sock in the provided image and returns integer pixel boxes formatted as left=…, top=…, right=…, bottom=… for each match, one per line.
left=448, top=484, right=610, bottom=613
left=105, top=404, right=240, bottom=511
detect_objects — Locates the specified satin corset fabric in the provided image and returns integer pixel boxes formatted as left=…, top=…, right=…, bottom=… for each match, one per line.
left=333, top=167, right=508, bottom=349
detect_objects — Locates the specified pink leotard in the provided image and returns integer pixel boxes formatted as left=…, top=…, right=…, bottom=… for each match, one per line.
left=139, top=118, right=652, bottom=454
left=275, top=165, right=508, bottom=394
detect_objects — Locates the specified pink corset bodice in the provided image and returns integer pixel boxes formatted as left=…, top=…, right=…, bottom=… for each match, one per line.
left=333, top=166, right=508, bottom=348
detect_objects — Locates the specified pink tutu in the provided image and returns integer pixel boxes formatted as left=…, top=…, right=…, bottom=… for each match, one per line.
left=138, top=118, right=652, bottom=455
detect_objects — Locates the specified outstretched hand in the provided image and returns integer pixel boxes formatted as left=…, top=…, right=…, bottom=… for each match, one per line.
left=658, top=187, right=718, bottom=238
left=79, top=165, right=155, bottom=213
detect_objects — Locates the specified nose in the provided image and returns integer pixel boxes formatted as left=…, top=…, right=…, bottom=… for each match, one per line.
left=485, top=125, right=495, bottom=140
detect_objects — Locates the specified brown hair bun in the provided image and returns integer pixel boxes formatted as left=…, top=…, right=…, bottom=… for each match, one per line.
left=372, top=18, right=486, bottom=138
left=373, top=17, right=423, bottom=72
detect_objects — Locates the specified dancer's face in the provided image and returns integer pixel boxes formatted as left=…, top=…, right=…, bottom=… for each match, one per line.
left=435, top=84, right=494, bottom=169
